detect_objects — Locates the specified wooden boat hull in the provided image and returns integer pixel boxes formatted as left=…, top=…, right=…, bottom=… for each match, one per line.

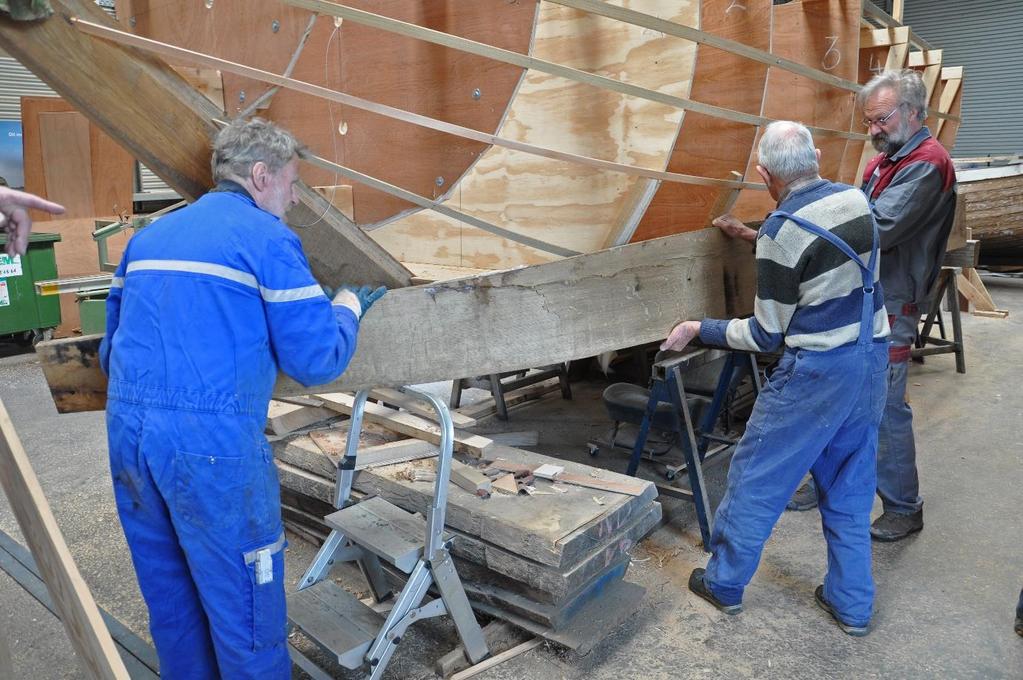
left=958, top=165, right=1023, bottom=265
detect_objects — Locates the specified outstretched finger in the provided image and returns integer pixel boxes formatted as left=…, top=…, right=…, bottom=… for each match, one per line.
left=3, top=189, right=65, bottom=216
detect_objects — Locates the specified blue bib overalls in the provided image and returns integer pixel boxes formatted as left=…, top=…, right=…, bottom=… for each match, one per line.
left=702, top=210, right=889, bottom=627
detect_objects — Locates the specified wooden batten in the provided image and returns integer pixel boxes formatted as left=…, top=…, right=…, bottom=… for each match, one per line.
left=0, top=400, right=129, bottom=678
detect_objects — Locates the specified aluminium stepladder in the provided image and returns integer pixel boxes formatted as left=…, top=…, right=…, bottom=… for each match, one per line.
left=287, top=388, right=489, bottom=679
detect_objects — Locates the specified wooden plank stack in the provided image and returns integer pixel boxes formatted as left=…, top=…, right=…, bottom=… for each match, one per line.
left=273, top=411, right=660, bottom=651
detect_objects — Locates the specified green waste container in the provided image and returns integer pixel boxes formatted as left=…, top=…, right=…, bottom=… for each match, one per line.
left=0, top=232, right=62, bottom=342
left=77, top=292, right=108, bottom=336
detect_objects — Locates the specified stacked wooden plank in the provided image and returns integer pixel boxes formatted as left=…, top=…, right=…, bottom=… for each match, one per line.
left=273, top=410, right=660, bottom=652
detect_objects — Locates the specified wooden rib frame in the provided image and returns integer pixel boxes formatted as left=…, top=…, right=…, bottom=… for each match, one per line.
left=72, top=19, right=760, bottom=192
left=282, top=0, right=867, bottom=142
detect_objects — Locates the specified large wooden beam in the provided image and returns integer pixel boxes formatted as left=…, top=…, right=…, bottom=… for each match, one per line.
left=279, top=226, right=755, bottom=394
left=0, top=399, right=129, bottom=678
left=37, top=227, right=755, bottom=411
left=0, top=1, right=410, bottom=288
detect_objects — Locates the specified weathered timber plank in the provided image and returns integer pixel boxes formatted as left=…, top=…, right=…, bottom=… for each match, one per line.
left=450, top=460, right=493, bottom=496
left=266, top=402, right=338, bottom=436
left=450, top=501, right=661, bottom=604
left=36, top=227, right=754, bottom=413
left=35, top=334, right=107, bottom=413
left=279, top=468, right=660, bottom=603
left=370, top=388, right=477, bottom=428
left=466, top=575, right=646, bottom=654
left=553, top=472, right=647, bottom=497
left=0, top=0, right=409, bottom=288
left=276, top=437, right=656, bottom=569
left=460, top=556, right=631, bottom=628
left=277, top=435, right=437, bottom=479
left=275, top=467, right=660, bottom=603
left=316, top=393, right=494, bottom=457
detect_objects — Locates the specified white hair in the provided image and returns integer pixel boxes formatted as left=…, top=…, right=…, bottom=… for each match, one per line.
left=211, top=117, right=306, bottom=183
left=858, top=69, right=928, bottom=122
left=757, top=121, right=819, bottom=184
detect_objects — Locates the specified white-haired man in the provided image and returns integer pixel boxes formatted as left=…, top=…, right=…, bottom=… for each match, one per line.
left=663, top=121, right=890, bottom=635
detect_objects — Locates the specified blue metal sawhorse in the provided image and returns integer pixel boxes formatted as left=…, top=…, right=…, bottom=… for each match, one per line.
left=625, top=348, right=761, bottom=549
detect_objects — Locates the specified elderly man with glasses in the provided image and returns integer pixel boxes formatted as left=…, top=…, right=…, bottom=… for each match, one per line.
left=786, top=70, right=957, bottom=544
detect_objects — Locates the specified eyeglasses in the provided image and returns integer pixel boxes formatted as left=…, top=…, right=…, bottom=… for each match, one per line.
left=862, top=105, right=900, bottom=129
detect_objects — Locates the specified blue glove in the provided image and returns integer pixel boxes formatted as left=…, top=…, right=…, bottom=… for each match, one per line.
left=333, top=284, right=387, bottom=319
left=350, top=285, right=387, bottom=313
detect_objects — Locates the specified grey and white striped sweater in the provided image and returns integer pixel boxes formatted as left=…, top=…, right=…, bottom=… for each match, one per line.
left=701, top=179, right=890, bottom=353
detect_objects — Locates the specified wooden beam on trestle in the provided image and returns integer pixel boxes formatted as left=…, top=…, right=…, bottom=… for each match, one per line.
left=35, top=227, right=756, bottom=410
left=283, top=0, right=868, bottom=143
left=0, top=1, right=410, bottom=288
left=275, top=226, right=756, bottom=395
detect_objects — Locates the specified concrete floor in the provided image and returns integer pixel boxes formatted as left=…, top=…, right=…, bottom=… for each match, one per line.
left=1, top=274, right=1022, bottom=679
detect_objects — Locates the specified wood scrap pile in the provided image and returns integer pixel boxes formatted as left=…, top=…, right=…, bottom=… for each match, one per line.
left=271, top=393, right=661, bottom=653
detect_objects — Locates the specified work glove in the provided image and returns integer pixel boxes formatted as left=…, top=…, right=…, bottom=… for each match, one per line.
left=332, top=284, right=387, bottom=319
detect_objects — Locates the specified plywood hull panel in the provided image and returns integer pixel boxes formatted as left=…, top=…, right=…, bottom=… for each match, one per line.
left=632, top=0, right=770, bottom=241
left=119, top=0, right=536, bottom=225
left=372, top=0, right=702, bottom=269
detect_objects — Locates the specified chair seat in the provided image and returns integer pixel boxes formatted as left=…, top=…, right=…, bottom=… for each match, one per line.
left=602, top=382, right=682, bottom=433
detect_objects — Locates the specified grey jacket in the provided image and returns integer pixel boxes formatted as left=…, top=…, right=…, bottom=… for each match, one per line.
left=862, top=127, right=957, bottom=313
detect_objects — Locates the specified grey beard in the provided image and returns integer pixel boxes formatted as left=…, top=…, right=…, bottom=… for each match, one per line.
left=871, top=117, right=914, bottom=155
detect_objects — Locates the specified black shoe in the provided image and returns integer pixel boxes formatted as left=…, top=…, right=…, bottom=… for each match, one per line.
left=814, top=585, right=869, bottom=637
left=1015, top=616, right=1023, bottom=638
left=688, top=568, right=742, bottom=615
left=870, top=510, right=924, bottom=542
left=785, top=480, right=819, bottom=511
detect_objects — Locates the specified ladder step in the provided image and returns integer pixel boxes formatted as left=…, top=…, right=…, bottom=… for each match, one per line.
left=325, top=496, right=430, bottom=573
left=288, top=581, right=385, bottom=670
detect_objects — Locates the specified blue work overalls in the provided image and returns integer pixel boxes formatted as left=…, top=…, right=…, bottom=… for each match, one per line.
left=101, top=186, right=360, bottom=678
left=703, top=210, right=889, bottom=628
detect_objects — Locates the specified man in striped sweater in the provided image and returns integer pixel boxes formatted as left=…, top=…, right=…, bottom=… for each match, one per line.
left=662, top=121, right=890, bottom=635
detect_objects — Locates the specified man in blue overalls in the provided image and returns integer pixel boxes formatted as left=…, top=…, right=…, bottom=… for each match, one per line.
left=663, top=121, right=889, bottom=635
left=100, top=118, right=385, bottom=678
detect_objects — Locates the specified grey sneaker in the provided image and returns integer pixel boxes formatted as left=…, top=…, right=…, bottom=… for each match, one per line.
left=688, top=568, right=742, bottom=615
left=870, top=510, right=923, bottom=542
left=785, top=479, right=819, bottom=511
left=814, top=585, right=869, bottom=637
